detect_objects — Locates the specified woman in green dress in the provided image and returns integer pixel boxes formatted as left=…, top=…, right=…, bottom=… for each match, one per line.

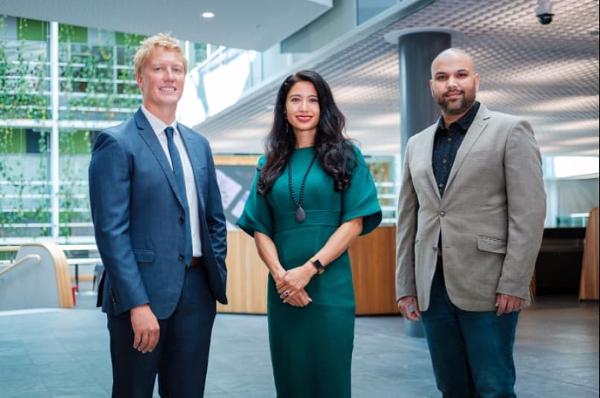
left=236, top=70, right=381, bottom=397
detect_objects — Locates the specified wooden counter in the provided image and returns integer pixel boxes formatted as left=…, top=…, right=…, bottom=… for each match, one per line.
left=217, top=231, right=269, bottom=314
left=349, top=226, right=399, bottom=315
left=217, top=226, right=399, bottom=315
left=579, top=207, right=599, bottom=300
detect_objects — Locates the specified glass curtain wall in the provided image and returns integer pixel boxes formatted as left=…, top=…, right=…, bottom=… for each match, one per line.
left=543, top=156, right=599, bottom=227
left=0, top=17, right=52, bottom=242
left=0, top=16, right=208, bottom=244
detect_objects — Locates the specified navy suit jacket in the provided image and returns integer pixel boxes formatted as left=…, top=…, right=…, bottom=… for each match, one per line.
left=89, top=109, right=227, bottom=319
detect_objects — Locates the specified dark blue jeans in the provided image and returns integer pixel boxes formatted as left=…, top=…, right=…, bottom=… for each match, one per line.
left=421, top=261, right=519, bottom=398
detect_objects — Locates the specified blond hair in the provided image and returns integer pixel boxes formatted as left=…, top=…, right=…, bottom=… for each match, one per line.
left=133, top=33, right=187, bottom=78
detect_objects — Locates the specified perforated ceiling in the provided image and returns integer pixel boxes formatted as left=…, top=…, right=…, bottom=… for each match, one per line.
left=197, top=0, right=599, bottom=157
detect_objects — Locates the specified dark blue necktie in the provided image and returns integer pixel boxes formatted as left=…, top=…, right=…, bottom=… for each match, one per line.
left=165, top=126, right=192, bottom=263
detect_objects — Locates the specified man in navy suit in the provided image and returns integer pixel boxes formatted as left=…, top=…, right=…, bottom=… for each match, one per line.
left=89, top=33, right=227, bottom=397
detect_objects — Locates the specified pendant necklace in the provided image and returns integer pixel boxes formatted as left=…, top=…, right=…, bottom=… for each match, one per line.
left=287, top=153, right=317, bottom=223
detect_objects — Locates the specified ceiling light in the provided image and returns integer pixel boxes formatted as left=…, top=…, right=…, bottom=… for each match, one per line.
left=202, top=11, right=215, bottom=19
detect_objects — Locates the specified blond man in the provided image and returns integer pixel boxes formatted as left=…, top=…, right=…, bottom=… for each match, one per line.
left=89, top=33, right=227, bottom=397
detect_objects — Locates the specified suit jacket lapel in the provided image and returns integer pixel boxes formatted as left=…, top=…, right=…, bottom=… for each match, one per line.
left=445, top=105, right=491, bottom=191
left=134, top=109, right=185, bottom=209
left=422, top=125, right=442, bottom=201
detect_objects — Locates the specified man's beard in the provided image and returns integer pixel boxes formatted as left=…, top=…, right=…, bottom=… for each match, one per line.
left=437, top=91, right=475, bottom=115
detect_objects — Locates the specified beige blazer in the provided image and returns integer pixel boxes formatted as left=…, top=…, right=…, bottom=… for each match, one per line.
left=395, top=104, right=546, bottom=312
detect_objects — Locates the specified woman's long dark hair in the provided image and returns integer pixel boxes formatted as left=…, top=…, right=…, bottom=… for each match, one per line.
left=257, top=70, right=356, bottom=195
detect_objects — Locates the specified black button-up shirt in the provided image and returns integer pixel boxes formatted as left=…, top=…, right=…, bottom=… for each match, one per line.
left=432, top=101, right=480, bottom=196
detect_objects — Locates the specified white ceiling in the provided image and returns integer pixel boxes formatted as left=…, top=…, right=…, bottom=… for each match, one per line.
left=195, top=0, right=599, bottom=157
left=0, top=0, right=332, bottom=50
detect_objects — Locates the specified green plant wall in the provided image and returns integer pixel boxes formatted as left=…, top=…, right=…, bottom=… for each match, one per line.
left=0, top=15, right=142, bottom=240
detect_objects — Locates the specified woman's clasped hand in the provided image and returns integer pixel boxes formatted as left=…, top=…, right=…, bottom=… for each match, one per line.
left=275, top=263, right=316, bottom=307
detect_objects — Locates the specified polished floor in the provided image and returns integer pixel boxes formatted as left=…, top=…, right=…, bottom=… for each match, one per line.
left=0, top=295, right=597, bottom=397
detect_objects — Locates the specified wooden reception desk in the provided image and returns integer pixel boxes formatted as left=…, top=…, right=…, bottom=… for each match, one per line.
left=217, top=226, right=399, bottom=315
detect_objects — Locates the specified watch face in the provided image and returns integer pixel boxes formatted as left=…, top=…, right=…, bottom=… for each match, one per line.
left=314, top=259, right=325, bottom=274
left=311, top=258, right=324, bottom=274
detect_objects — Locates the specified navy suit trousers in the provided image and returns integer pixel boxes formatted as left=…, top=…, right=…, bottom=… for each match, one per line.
left=421, top=259, right=519, bottom=398
left=107, top=265, right=216, bottom=398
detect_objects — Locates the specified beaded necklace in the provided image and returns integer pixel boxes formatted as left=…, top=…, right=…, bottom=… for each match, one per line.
left=287, top=153, right=317, bottom=223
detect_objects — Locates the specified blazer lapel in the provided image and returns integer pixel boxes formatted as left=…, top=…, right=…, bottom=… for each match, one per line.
left=445, top=105, right=491, bottom=191
left=422, top=125, right=442, bottom=201
left=134, top=109, right=185, bottom=209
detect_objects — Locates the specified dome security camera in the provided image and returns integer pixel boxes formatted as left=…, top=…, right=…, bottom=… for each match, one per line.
left=536, top=0, right=554, bottom=25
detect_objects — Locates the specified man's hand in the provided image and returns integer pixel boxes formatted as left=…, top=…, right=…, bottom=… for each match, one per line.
left=130, top=304, right=160, bottom=353
left=495, top=294, right=525, bottom=316
left=397, top=296, right=421, bottom=321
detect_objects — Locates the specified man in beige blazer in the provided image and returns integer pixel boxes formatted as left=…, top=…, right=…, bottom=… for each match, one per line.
left=396, top=48, right=546, bottom=397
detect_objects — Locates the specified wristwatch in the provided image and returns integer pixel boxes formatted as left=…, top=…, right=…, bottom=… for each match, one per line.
left=310, top=257, right=325, bottom=275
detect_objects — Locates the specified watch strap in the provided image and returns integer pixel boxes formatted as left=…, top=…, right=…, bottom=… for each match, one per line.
left=310, top=257, right=325, bottom=275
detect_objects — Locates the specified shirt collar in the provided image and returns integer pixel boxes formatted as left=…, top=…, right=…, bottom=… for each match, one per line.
left=141, top=105, right=178, bottom=137
left=437, top=101, right=480, bottom=132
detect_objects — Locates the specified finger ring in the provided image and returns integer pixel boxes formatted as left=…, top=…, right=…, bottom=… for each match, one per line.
left=408, top=304, right=415, bottom=313
left=283, top=291, right=289, bottom=297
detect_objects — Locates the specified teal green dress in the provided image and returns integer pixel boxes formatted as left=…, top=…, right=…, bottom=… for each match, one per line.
left=237, top=146, right=381, bottom=398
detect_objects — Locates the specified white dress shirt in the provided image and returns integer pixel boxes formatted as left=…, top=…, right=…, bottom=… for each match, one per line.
left=141, top=106, right=202, bottom=257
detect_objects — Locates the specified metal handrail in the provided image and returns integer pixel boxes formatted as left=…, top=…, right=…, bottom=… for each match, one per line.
left=0, top=254, right=42, bottom=278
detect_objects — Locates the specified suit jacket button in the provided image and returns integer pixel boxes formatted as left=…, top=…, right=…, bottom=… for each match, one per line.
left=179, top=255, right=184, bottom=261
left=440, top=210, right=446, bottom=217
left=179, top=216, right=184, bottom=224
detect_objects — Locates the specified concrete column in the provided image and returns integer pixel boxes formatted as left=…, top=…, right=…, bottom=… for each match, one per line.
left=385, top=28, right=457, bottom=152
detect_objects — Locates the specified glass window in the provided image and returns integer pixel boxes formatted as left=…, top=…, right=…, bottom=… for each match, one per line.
left=59, top=129, right=94, bottom=238
left=366, top=156, right=396, bottom=224
left=17, top=18, right=49, bottom=41
left=59, top=24, right=88, bottom=44
left=356, top=0, right=400, bottom=24
left=553, top=156, right=599, bottom=178
left=115, top=32, right=146, bottom=46
left=25, top=129, right=50, bottom=154
left=194, top=42, right=208, bottom=65
left=544, top=156, right=599, bottom=228
left=0, top=128, right=51, bottom=239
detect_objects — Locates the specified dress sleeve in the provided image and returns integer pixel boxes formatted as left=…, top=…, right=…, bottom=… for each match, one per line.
left=236, top=156, right=274, bottom=238
left=341, top=146, right=382, bottom=235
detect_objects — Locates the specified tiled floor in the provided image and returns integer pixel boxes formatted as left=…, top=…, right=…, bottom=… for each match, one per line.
left=0, top=296, right=597, bottom=397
